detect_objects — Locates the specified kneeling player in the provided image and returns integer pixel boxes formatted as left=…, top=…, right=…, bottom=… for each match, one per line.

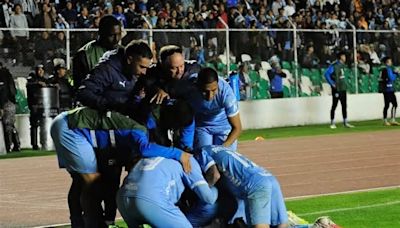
left=195, top=145, right=289, bottom=228
left=50, top=106, right=192, bottom=227
left=117, top=156, right=218, bottom=227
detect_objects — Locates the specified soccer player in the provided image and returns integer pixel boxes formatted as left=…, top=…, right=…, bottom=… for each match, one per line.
left=50, top=106, right=192, bottom=227
left=195, top=145, right=289, bottom=228
left=189, top=68, right=242, bottom=151
left=117, top=156, right=218, bottom=227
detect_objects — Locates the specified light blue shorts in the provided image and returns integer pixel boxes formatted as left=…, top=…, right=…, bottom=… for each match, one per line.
left=116, top=190, right=193, bottom=228
left=245, top=176, right=288, bottom=226
left=194, top=126, right=237, bottom=151
left=50, top=112, right=97, bottom=174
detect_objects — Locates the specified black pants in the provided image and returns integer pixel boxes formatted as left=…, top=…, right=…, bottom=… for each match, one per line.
left=270, top=91, right=284, bottom=99
left=331, top=89, right=347, bottom=120
left=383, top=92, right=397, bottom=119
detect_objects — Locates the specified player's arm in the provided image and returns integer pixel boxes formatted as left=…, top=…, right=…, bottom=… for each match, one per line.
left=183, top=157, right=218, bottom=204
left=224, top=113, right=242, bottom=148
left=132, top=130, right=192, bottom=173
left=324, top=65, right=335, bottom=87
left=76, top=66, right=112, bottom=112
left=179, top=118, right=195, bottom=151
left=223, top=82, right=242, bottom=147
left=205, top=164, right=220, bottom=186
left=194, top=149, right=220, bottom=186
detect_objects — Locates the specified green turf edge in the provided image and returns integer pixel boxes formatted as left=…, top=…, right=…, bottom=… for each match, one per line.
left=44, top=188, right=400, bottom=228
left=285, top=187, right=400, bottom=228
left=239, top=119, right=400, bottom=141
left=0, top=149, right=55, bottom=159
left=2, top=119, right=399, bottom=160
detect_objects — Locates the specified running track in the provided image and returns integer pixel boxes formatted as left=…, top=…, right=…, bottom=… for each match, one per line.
left=1, top=130, right=400, bottom=227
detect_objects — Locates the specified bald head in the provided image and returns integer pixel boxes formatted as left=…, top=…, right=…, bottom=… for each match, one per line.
left=159, top=45, right=185, bottom=79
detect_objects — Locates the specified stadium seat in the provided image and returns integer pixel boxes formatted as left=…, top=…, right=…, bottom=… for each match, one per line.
left=301, top=76, right=312, bottom=88
left=283, top=85, right=291, bottom=98
left=241, top=54, right=252, bottom=63
left=301, top=68, right=312, bottom=77
left=300, top=82, right=312, bottom=96
left=261, top=61, right=272, bottom=71
left=321, top=83, right=332, bottom=96
left=282, top=61, right=292, bottom=70
left=282, top=69, right=293, bottom=81
left=217, top=62, right=226, bottom=72
left=259, top=69, right=269, bottom=81
left=258, top=79, right=269, bottom=99
left=230, top=63, right=238, bottom=71
left=205, top=62, right=216, bottom=70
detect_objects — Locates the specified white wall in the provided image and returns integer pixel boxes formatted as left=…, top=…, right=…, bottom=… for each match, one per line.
left=239, top=93, right=392, bottom=129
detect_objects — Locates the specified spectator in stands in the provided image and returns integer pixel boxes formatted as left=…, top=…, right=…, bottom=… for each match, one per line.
left=125, top=0, right=141, bottom=28
left=53, top=31, right=67, bottom=60
left=1, top=0, right=12, bottom=26
left=0, top=62, right=21, bottom=153
left=34, top=31, right=54, bottom=65
left=9, top=4, right=29, bottom=66
left=301, top=45, right=320, bottom=68
left=268, top=61, right=287, bottom=99
left=324, top=52, right=354, bottom=129
left=113, top=4, right=127, bottom=28
left=33, top=3, right=55, bottom=28
left=76, top=6, right=91, bottom=28
left=61, top=1, right=77, bottom=27
left=380, top=57, right=400, bottom=126
left=238, top=63, right=252, bottom=100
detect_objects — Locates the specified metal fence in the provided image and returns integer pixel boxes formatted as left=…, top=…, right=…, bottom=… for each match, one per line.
left=1, top=27, right=399, bottom=100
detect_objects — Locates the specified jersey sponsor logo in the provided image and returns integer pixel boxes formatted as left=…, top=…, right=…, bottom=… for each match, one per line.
left=119, top=81, right=127, bottom=88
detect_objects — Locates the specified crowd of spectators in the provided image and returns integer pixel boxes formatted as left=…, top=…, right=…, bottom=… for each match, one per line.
left=0, top=0, right=399, bottom=69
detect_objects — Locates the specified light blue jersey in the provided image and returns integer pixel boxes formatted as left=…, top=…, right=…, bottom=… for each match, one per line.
left=189, top=78, right=239, bottom=128
left=119, top=156, right=218, bottom=206
left=195, top=145, right=288, bottom=226
left=195, top=145, right=272, bottom=198
left=117, top=156, right=218, bottom=227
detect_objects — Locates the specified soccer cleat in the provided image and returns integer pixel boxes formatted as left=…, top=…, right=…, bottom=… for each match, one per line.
left=344, top=123, right=354, bottom=128
left=384, top=121, right=391, bottom=126
left=330, top=124, right=337, bottom=129
left=390, top=121, right=400, bottom=126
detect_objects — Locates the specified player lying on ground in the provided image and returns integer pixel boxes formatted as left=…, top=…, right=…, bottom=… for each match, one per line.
left=117, top=156, right=218, bottom=227
left=195, top=145, right=289, bottom=228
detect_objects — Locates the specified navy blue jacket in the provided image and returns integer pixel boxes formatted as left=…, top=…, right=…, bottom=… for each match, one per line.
left=77, top=48, right=137, bottom=115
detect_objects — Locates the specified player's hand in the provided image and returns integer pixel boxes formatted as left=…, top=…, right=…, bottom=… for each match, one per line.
left=150, top=89, right=170, bottom=104
left=180, top=152, right=192, bottom=173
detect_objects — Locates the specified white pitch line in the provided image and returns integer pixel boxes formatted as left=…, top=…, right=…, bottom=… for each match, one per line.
left=33, top=223, right=70, bottom=228
left=286, top=185, right=400, bottom=201
left=298, top=200, right=400, bottom=217
left=34, top=186, right=400, bottom=227
left=32, top=217, right=124, bottom=228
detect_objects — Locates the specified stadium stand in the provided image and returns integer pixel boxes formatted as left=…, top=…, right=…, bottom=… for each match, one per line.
left=1, top=0, right=399, bottom=102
